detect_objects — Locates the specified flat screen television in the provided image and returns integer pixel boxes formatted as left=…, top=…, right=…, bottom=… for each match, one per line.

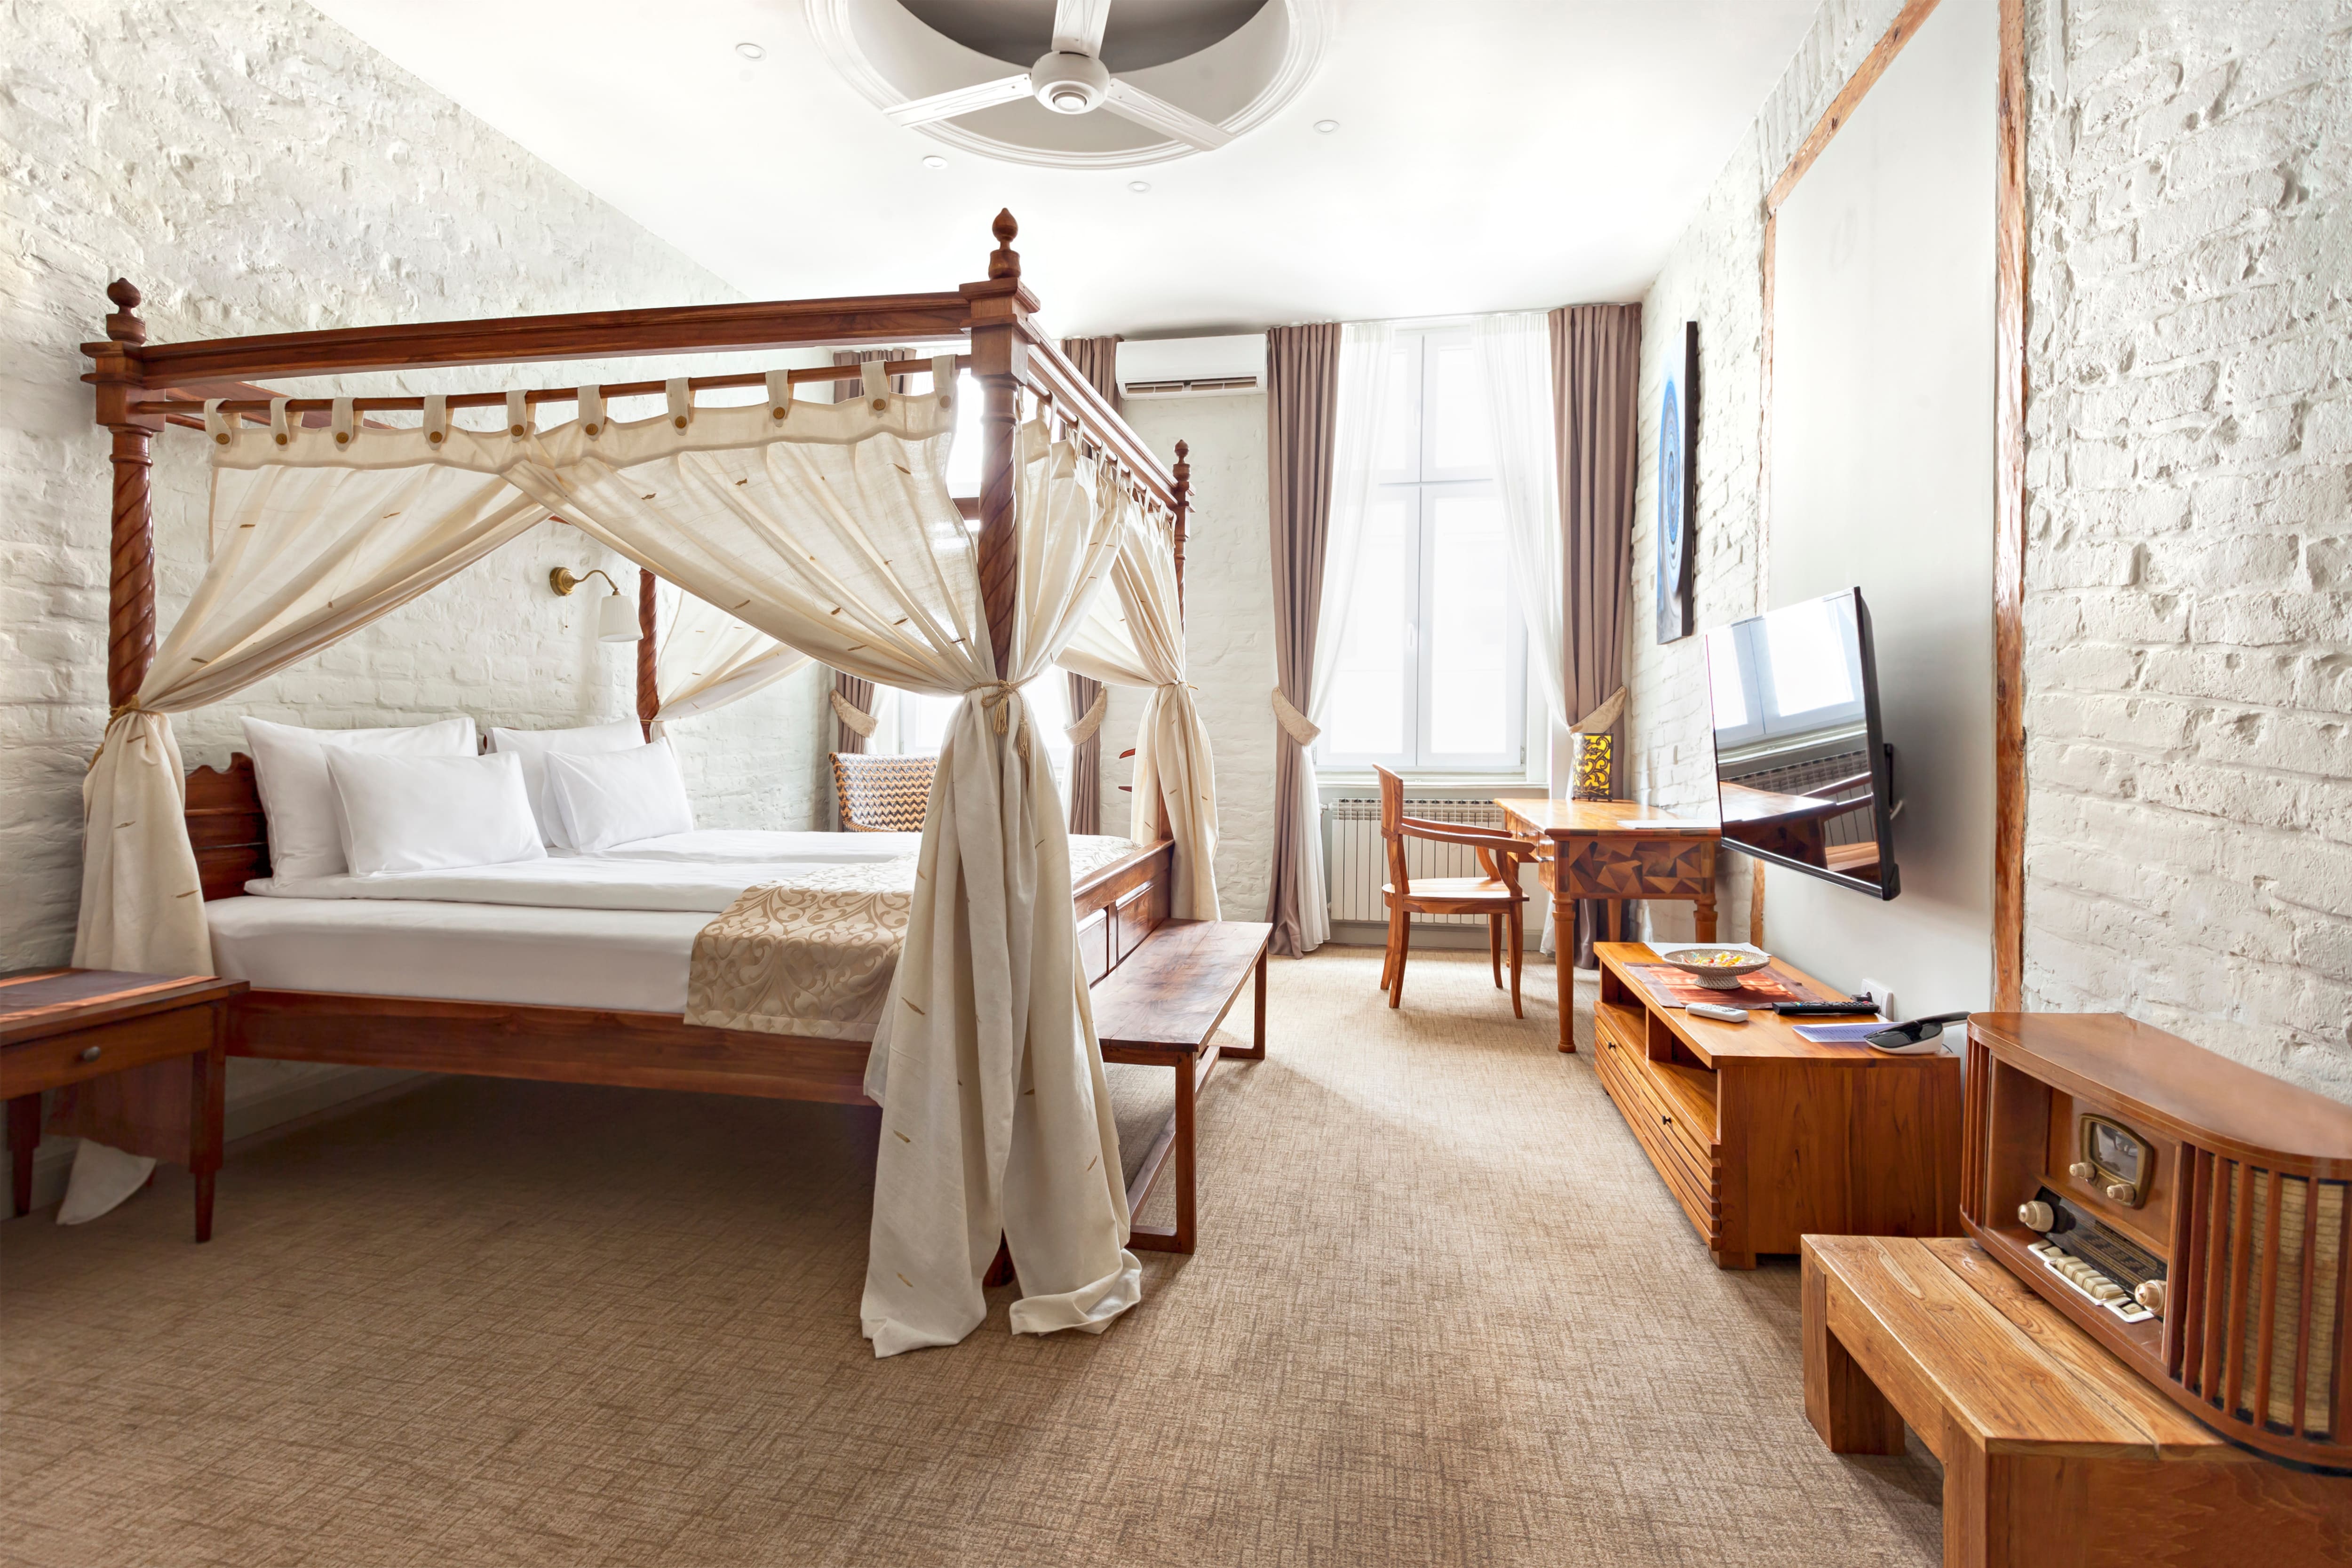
left=1704, top=586, right=1900, bottom=899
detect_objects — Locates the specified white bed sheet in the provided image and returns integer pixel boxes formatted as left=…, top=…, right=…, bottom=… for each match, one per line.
left=208, top=895, right=707, bottom=1013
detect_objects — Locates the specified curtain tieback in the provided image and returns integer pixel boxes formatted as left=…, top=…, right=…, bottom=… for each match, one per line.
left=973, top=683, right=1033, bottom=760
left=828, top=688, right=878, bottom=739
left=1270, top=686, right=1320, bottom=747
left=1065, top=685, right=1108, bottom=747
left=1570, top=685, right=1627, bottom=736
left=91, top=701, right=156, bottom=769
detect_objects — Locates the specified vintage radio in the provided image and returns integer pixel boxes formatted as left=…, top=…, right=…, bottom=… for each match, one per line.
left=1962, top=1012, right=2352, bottom=1472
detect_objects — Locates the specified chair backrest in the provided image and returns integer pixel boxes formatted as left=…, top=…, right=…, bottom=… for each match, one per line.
left=832, top=751, right=936, bottom=832
left=1374, top=764, right=1410, bottom=896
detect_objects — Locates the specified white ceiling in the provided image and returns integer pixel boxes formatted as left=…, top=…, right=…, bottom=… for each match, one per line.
left=305, top=0, right=1819, bottom=341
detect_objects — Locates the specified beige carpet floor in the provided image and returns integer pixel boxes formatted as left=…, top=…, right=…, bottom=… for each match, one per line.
left=1, top=948, right=1941, bottom=1568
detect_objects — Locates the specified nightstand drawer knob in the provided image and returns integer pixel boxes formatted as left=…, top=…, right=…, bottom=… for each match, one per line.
left=78, top=1044, right=102, bottom=1062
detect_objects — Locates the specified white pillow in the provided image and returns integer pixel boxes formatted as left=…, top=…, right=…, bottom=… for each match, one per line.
left=324, top=751, right=548, bottom=877
left=488, top=718, right=646, bottom=844
left=541, top=741, right=695, bottom=853
left=242, top=715, right=478, bottom=881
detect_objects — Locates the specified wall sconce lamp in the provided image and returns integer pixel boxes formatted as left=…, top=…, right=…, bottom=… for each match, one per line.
left=550, top=566, right=641, bottom=643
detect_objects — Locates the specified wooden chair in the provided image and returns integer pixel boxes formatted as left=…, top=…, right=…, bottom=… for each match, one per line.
left=1374, top=765, right=1537, bottom=1016
left=830, top=752, right=935, bottom=832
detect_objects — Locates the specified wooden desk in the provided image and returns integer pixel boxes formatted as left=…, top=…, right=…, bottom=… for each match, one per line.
left=1494, top=798, right=1721, bottom=1051
left=1595, top=942, right=1961, bottom=1267
left=2, top=969, right=245, bottom=1241
left=1804, top=1234, right=2348, bottom=1568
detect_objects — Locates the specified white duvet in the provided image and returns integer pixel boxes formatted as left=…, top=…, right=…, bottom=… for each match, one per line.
left=243, top=829, right=1135, bottom=915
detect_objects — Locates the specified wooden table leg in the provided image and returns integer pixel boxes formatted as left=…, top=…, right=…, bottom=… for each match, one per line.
left=1171, top=1047, right=1197, bottom=1252
left=8, top=1093, right=40, bottom=1218
left=1692, top=888, right=1718, bottom=943
left=1552, top=885, right=1577, bottom=1053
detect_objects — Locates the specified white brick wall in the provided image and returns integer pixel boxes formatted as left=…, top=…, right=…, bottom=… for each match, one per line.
left=0, top=0, right=823, bottom=1170
left=1624, top=0, right=2349, bottom=1098
left=2019, top=0, right=2351, bottom=1096
left=1108, top=394, right=1278, bottom=922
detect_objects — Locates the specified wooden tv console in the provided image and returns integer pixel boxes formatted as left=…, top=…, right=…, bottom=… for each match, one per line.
left=1591, top=942, right=1963, bottom=1268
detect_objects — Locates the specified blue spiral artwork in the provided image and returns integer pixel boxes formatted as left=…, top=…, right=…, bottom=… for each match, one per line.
left=1656, top=321, right=1698, bottom=644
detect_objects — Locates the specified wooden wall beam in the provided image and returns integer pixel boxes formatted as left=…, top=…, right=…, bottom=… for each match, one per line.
left=1992, top=0, right=2028, bottom=1010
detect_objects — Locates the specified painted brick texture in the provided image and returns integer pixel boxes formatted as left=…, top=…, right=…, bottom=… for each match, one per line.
left=1110, top=394, right=1279, bottom=922
left=1, top=3, right=820, bottom=1135
left=2020, top=0, right=2351, bottom=1095
left=1624, top=0, right=2348, bottom=1098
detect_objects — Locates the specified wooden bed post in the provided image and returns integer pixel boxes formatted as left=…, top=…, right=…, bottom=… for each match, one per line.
left=1170, top=439, right=1190, bottom=617
left=965, top=211, right=1031, bottom=676
left=636, top=568, right=659, bottom=739
left=87, top=280, right=161, bottom=709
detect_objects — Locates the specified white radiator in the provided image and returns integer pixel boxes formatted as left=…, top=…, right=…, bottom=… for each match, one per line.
left=1326, top=798, right=1508, bottom=927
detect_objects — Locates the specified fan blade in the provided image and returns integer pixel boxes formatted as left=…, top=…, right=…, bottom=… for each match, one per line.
left=1100, top=78, right=1234, bottom=149
left=1052, top=0, right=1113, bottom=56
left=885, top=74, right=1033, bottom=127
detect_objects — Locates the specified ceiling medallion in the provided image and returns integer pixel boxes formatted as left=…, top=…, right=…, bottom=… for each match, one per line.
left=807, top=0, right=1329, bottom=170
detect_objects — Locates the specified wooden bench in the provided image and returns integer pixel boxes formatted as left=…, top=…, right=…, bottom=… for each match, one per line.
left=1089, top=919, right=1271, bottom=1255
left=1803, top=1234, right=2348, bottom=1568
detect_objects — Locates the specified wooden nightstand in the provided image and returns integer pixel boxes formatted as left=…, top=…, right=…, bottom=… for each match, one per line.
left=2, top=969, right=246, bottom=1241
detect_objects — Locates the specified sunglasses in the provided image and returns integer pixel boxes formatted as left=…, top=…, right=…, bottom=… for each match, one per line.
left=1864, top=1011, right=1970, bottom=1052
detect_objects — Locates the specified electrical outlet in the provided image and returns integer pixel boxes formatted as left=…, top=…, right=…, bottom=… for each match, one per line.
left=1862, top=979, right=1896, bottom=1019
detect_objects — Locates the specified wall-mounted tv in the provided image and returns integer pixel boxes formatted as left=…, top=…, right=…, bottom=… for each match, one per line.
left=1704, top=587, right=1901, bottom=899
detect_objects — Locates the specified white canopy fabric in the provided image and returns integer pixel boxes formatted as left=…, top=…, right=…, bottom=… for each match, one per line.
left=654, top=583, right=810, bottom=726
left=75, top=366, right=1141, bottom=1354
left=1057, top=499, right=1220, bottom=920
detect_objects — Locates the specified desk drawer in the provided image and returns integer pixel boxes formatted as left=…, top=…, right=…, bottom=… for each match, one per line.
left=0, top=1006, right=215, bottom=1098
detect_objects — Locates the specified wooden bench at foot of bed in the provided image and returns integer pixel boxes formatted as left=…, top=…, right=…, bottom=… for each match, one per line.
left=1089, top=919, right=1272, bottom=1255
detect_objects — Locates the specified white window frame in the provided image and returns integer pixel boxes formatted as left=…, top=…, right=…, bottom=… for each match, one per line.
left=867, top=679, right=1072, bottom=795
left=1314, top=326, right=1528, bottom=774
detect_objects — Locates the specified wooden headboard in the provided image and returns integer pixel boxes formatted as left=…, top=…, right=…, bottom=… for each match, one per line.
left=187, top=753, right=268, bottom=899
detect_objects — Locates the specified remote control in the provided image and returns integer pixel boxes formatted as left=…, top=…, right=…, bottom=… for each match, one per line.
left=1774, top=1002, right=1881, bottom=1016
left=1687, top=1002, right=1749, bottom=1023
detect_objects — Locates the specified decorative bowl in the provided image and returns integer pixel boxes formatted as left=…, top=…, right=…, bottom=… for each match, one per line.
left=1658, top=947, right=1772, bottom=989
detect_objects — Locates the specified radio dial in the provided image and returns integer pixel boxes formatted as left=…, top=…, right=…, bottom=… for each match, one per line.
left=2104, top=1181, right=2138, bottom=1205
left=2134, top=1280, right=2166, bottom=1316
left=2068, top=1161, right=2096, bottom=1181
left=2018, top=1200, right=2054, bottom=1231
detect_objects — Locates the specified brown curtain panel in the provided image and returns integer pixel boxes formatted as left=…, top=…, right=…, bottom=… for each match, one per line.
left=1057, top=335, right=1120, bottom=835
left=832, top=669, right=875, bottom=755
left=1263, top=323, right=1343, bottom=957
left=1550, top=304, right=1643, bottom=966
left=1058, top=335, right=1123, bottom=415
left=1065, top=672, right=1103, bottom=835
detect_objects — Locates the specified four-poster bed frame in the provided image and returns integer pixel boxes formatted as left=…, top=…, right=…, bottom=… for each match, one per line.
left=78, top=213, right=1216, bottom=1250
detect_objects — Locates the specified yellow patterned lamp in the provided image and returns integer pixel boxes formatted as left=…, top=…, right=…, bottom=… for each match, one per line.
left=1569, top=732, right=1614, bottom=802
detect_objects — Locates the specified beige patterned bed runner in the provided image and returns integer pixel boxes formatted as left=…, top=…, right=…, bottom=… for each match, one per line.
left=685, top=837, right=1142, bottom=1041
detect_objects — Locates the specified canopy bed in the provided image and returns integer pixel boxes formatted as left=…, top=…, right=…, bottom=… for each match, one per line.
left=68, top=213, right=1230, bottom=1356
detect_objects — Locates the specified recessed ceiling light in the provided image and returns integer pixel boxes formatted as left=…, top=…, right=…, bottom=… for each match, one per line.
left=1313, top=119, right=1340, bottom=134
left=1128, top=180, right=1151, bottom=193
left=922, top=155, right=948, bottom=170
left=734, top=41, right=765, bottom=60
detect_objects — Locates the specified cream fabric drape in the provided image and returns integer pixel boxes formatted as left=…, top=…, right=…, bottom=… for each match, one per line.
left=654, top=583, right=810, bottom=726
left=1057, top=498, right=1221, bottom=920
left=1285, top=322, right=1398, bottom=954
left=80, top=369, right=1139, bottom=1354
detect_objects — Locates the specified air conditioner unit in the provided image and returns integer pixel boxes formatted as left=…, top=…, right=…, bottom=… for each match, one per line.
left=1117, top=334, right=1264, bottom=399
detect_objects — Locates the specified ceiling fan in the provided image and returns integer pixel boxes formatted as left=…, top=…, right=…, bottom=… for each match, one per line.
left=885, top=0, right=1236, bottom=150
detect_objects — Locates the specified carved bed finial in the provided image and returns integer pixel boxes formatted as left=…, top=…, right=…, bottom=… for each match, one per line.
left=989, top=209, right=1020, bottom=279
left=105, top=279, right=146, bottom=346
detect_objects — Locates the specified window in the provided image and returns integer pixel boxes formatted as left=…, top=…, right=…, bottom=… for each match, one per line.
left=868, top=676, right=1073, bottom=794
left=1316, top=328, right=1526, bottom=772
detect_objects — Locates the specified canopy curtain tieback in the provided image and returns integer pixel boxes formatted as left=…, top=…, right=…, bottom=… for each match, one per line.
left=828, top=687, right=879, bottom=739
left=1571, top=685, right=1627, bottom=736
left=1063, top=684, right=1108, bottom=747
left=76, top=364, right=1144, bottom=1358
left=1269, top=686, right=1320, bottom=747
